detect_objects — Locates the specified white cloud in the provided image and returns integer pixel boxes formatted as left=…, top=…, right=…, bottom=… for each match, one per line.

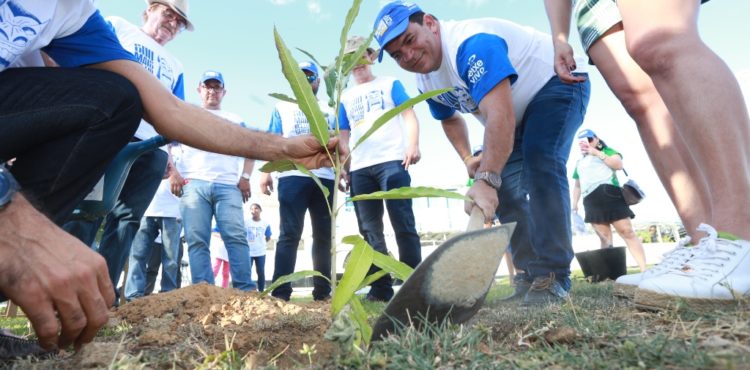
left=466, top=0, right=489, bottom=7
left=306, top=0, right=331, bottom=22
left=269, top=0, right=294, bottom=5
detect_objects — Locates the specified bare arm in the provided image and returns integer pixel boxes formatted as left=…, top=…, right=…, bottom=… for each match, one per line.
left=441, top=112, right=473, bottom=167
left=89, top=60, right=337, bottom=169
left=238, top=158, right=255, bottom=202
left=464, top=79, right=516, bottom=220
left=572, top=178, right=582, bottom=211
left=401, top=108, right=421, bottom=170
left=543, top=0, right=587, bottom=83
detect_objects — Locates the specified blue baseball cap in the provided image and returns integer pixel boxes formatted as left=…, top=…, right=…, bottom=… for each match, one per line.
left=577, top=129, right=597, bottom=139
left=373, top=1, right=422, bottom=62
left=299, top=61, right=319, bottom=76
left=201, top=70, right=224, bottom=86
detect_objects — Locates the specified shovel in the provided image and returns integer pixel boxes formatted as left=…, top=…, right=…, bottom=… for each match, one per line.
left=371, top=208, right=516, bottom=340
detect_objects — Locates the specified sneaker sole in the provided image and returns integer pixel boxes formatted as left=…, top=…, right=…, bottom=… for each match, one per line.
left=634, top=288, right=740, bottom=311
left=613, top=283, right=636, bottom=300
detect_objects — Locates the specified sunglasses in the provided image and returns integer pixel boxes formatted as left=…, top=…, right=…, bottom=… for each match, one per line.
left=586, top=137, right=595, bottom=142
left=306, top=74, right=318, bottom=83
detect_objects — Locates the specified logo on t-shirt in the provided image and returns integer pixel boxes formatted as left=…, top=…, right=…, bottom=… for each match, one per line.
left=467, top=54, right=486, bottom=85
left=0, top=1, right=47, bottom=68
left=435, top=86, right=478, bottom=114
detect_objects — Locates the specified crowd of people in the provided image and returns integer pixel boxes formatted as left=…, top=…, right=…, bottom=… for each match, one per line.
left=0, top=0, right=748, bottom=358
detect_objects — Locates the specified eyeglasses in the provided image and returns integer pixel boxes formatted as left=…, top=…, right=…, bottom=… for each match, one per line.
left=586, top=137, right=595, bottom=142
left=160, top=6, right=187, bottom=32
left=306, top=74, right=318, bottom=83
left=201, top=84, right=224, bottom=92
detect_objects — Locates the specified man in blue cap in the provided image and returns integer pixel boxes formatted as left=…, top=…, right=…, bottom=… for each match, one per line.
left=260, top=62, right=351, bottom=301
left=373, top=1, right=591, bottom=305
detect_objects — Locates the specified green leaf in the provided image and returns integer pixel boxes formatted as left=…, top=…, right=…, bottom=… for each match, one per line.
left=357, top=270, right=388, bottom=291
left=349, top=295, right=372, bottom=346
left=295, top=47, right=323, bottom=68
left=350, top=186, right=469, bottom=202
left=323, top=61, right=340, bottom=109
left=268, top=93, right=297, bottom=104
left=260, top=270, right=330, bottom=297
left=332, top=235, right=375, bottom=316
left=337, top=0, right=364, bottom=63
left=352, top=88, right=453, bottom=151
left=372, top=252, right=413, bottom=282
left=341, top=32, right=376, bottom=76
left=260, top=159, right=296, bottom=173
left=273, top=26, right=329, bottom=148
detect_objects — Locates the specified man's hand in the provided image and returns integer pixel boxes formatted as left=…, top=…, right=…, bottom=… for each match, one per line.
left=338, top=170, right=350, bottom=193
left=282, top=135, right=338, bottom=170
left=552, top=40, right=586, bottom=84
left=464, top=180, right=499, bottom=223
left=402, top=145, right=421, bottom=170
left=169, top=170, right=185, bottom=197
left=465, top=155, right=481, bottom=178
left=259, top=172, right=274, bottom=195
left=238, top=178, right=251, bottom=202
left=0, top=195, right=115, bottom=351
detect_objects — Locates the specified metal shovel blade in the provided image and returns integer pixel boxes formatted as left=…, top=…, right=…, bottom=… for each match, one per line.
left=371, top=219, right=516, bottom=340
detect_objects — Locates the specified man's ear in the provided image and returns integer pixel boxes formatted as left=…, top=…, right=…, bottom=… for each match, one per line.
left=424, top=14, right=439, bottom=33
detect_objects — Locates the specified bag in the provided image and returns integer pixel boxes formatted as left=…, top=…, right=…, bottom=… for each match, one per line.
left=621, top=178, right=645, bottom=206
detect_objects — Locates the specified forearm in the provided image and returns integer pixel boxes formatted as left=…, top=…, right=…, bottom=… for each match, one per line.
left=478, top=112, right=514, bottom=175
left=403, top=108, right=420, bottom=149
left=441, top=113, right=472, bottom=161
left=572, top=182, right=581, bottom=209
left=544, top=0, right=573, bottom=43
left=242, top=158, right=255, bottom=175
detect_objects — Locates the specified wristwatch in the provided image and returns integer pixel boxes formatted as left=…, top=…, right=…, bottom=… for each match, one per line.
left=474, top=171, right=502, bottom=190
left=0, top=166, right=19, bottom=212
left=241, top=172, right=251, bottom=180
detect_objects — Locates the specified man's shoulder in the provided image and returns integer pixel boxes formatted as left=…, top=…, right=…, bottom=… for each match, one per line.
left=210, top=109, right=244, bottom=124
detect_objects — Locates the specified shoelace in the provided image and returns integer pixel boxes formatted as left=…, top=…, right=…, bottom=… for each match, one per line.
left=530, top=273, right=555, bottom=291
left=643, top=235, right=695, bottom=276
left=678, top=224, right=743, bottom=281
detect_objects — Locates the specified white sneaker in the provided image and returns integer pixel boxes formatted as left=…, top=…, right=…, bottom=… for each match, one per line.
left=613, top=236, right=695, bottom=299
left=634, top=224, right=750, bottom=310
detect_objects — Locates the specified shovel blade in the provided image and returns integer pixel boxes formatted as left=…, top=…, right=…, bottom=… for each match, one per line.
left=371, top=222, right=516, bottom=340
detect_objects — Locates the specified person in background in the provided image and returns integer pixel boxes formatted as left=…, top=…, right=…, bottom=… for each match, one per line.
left=260, top=61, right=350, bottom=301
left=245, top=203, right=271, bottom=292
left=571, top=129, right=647, bottom=272
left=338, top=36, right=422, bottom=302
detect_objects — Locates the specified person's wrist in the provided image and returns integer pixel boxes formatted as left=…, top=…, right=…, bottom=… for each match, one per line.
left=241, top=172, right=251, bottom=180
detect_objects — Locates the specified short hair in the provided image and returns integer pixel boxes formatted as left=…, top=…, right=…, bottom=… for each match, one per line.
left=251, top=203, right=262, bottom=211
left=409, top=11, right=426, bottom=25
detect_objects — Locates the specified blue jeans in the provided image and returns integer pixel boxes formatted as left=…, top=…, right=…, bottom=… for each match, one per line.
left=124, top=216, right=182, bottom=300
left=249, top=255, right=266, bottom=292
left=180, top=179, right=254, bottom=291
left=350, top=160, right=421, bottom=300
left=498, top=75, right=590, bottom=291
left=63, top=148, right=168, bottom=296
left=272, top=176, right=334, bottom=301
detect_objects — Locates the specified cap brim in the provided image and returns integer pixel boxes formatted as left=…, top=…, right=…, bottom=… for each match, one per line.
left=377, top=18, right=410, bottom=63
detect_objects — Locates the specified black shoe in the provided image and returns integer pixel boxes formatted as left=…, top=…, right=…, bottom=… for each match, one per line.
left=500, top=275, right=532, bottom=302
left=0, top=330, right=55, bottom=360
left=522, top=274, right=568, bottom=307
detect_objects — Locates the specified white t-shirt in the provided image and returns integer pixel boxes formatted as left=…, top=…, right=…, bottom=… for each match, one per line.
left=340, top=76, right=411, bottom=171
left=177, top=109, right=247, bottom=186
left=417, top=18, right=570, bottom=125
left=2, top=0, right=135, bottom=71
left=573, top=147, right=622, bottom=197
left=267, top=100, right=337, bottom=180
left=143, top=178, right=180, bottom=218
left=106, top=16, right=185, bottom=142
left=245, top=218, right=271, bottom=257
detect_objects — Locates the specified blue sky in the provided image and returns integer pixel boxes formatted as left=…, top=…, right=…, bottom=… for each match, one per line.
left=96, top=0, right=750, bottom=223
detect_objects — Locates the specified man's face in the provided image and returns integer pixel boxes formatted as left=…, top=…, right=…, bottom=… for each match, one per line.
left=198, top=79, right=225, bottom=109
left=142, top=4, right=187, bottom=45
left=383, top=15, right=442, bottom=74
left=351, top=51, right=375, bottom=82
left=304, top=70, right=320, bottom=95
left=250, top=205, right=261, bottom=218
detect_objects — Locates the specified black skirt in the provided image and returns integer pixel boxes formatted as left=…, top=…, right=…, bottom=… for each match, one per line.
left=583, top=184, right=635, bottom=224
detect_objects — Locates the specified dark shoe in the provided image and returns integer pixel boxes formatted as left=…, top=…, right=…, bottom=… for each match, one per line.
left=365, top=294, right=390, bottom=303
left=500, top=275, right=532, bottom=302
left=313, top=295, right=330, bottom=302
left=522, top=274, right=568, bottom=307
left=0, top=330, right=55, bottom=360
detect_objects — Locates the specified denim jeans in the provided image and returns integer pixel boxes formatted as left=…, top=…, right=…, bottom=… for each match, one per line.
left=180, top=179, right=254, bottom=291
left=124, top=216, right=182, bottom=300
left=350, top=160, right=421, bottom=300
left=272, top=176, right=334, bottom=301
left=249, top=255, right=266, bottom=292
left=0, top=67, right=141, bottom=225
left=63, top=148, right=168, bottom=295
left=497, top=74, right=590, bottom=291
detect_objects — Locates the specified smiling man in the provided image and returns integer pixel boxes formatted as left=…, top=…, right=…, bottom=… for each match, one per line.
left=374, top=1, right=591, bottom=306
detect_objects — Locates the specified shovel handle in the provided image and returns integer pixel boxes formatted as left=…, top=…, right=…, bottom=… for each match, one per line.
left=467, top=206, right=486, bottom=231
